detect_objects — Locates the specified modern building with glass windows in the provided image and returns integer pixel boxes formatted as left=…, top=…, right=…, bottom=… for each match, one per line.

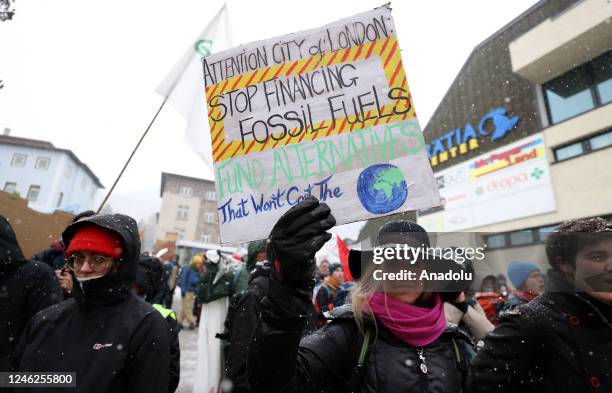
left=418, top=0, right=612, bottom=281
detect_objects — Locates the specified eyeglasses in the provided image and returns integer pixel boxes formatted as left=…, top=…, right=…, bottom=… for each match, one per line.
left=65, top=252, right=115, bottom=272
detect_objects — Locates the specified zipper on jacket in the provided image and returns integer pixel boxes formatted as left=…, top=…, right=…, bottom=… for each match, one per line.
left=417, top=348, right=428, bottom=374
left=416, top=347, right=427, bottom=393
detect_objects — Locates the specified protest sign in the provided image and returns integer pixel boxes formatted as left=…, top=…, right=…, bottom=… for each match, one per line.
left=203, top=5, right=441, bottom=244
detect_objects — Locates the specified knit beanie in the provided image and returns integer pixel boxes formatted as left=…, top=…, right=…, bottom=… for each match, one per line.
left=65, top=224, right=124, bottom=258
left=507, top=261, right=540, bottom=289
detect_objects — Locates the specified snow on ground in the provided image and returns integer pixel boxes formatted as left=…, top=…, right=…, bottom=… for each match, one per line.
left=172, top=289, right=198, bottom=393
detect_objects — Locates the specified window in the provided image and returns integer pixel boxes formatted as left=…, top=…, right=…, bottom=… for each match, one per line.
left=509, top=231, right=534, bottom=246
left=200, top=234, right=211, bottom=243
left=597, top=78, right=612, bottom=105
left=11, top=153, right=27, bottom=167
left=205, top=191, right=216, bottom=201
left=174, top=228, right=185, bottom=240
left=56, top=192, right=64, bottom=207
left=592, top=51, right=612, bottom=105
left=555, top=142, right=583, bottom=161
left=27, top=185, right=41, bottom=202
left=81, top=177, right=88, bottom=190
left=90, top=185, right=97, bottom=199
left=179, top=186, right=193, bottom=196
left=485, top=234, right=506, bottom=249
left=35, top=157, right=51, bottom=170
left=544, top=67, right=594, bottom=124
left=483, top=223, right=577, bottom=250
left=544, top=51, right=612, bottom=124
left=176, top=205, right=189, bottom=220
left=589, top=131, right=612, bottom=151
left=3, top=182, right=16, bottom=193
left=205, top=212, right=215, bottom=223
left=536, top=225, right=556, bottom=243
left=554, top=129, right=612, bottom=162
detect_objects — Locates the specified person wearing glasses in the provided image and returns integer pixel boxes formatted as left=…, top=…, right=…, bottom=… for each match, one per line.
left=10, top=214, right=171, bottom=393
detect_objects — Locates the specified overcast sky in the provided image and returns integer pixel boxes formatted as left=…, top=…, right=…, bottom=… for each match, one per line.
left=0, top=0, right=538, bottom=238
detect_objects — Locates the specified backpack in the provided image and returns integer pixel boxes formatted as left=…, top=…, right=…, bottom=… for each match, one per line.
left=216, top=288, right=247, bottom=345
left=215, top=266, right=270, bottom=344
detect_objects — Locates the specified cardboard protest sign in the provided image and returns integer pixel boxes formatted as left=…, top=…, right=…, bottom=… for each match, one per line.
left=203, top=5, right=441, bottom=244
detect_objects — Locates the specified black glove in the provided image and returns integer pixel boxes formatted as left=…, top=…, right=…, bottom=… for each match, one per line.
left=451, top=300, right=469, bottom=315
left=267, top=196, right=336, bottom=289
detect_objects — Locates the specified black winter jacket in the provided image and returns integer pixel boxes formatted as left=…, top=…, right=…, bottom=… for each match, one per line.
left=243, top=278, right=472, bottom=393
left=223, top=265, right=270, bottom=393
left=0, top=216, right=63, bottom=371
left=471, top=269, right=612, bottom=393
left=10, top=214, right=171, bottom=393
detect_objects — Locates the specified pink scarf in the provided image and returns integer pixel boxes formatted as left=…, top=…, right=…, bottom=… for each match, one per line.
left=366, top=292, right=446, bottom=347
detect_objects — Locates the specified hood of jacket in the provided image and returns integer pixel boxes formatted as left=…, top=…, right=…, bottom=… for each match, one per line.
left=247, top=240, right=266, bottom=271
left=135, top=255, right=164, bottom=302
left=62, top=214, right=140, bottom=307
left=0, top=215, right=26, bottom=272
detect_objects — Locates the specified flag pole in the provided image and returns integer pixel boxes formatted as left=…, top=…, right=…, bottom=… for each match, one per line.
left=96, top=2, right=227, bottom=213
left=97, top=97, right=168, bottom=213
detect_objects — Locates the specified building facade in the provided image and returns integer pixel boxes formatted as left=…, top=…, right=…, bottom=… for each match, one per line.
left=156, top=172, right=220, bottom=244
left=0, top=133, right=104, bottom=213
left=419, top=0, right=612, bottom=280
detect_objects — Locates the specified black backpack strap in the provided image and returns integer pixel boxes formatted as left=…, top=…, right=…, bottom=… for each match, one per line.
left=450, top=333, right=475, bottom=393
left=346, top=329, right=371, bottom=392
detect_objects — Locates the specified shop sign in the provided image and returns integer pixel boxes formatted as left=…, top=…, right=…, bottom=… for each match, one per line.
left=426, top=107, right=519, bottom=167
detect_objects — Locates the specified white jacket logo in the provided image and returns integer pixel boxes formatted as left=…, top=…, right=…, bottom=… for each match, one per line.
left=93, top=343, right=113, bottom=350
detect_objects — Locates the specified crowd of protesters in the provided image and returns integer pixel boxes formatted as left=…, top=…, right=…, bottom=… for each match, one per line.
left=222, top=197, right=612, bottom=393
left=1, top=196, right=611, bottom=393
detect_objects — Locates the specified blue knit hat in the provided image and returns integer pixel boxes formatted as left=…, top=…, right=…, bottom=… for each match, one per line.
left=507, top=261, right=541, bottom=289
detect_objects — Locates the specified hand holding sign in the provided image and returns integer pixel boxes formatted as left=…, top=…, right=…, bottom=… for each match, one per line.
left=268, top=196, right=336, bottom=289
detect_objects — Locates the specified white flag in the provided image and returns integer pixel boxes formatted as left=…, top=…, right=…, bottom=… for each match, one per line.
left=156, top=3, right=231, bottom=172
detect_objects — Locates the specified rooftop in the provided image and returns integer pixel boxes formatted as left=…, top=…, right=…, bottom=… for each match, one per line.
left=160, top=171, right=215, bottom=197
left=0, top=134, right=104, bottom=188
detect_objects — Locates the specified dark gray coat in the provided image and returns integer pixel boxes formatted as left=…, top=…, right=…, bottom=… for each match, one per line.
left=471, top=270, right=612, bottom=393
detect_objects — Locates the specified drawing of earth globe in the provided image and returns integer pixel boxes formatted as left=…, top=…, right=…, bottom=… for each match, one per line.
left=357, top=164, right=408, bottom=214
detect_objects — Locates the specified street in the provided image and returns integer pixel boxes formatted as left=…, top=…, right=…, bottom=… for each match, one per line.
left=172, top=289, right=198, bottom=393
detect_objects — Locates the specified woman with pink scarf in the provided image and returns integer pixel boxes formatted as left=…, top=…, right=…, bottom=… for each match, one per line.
left=230, top=197, right=474, bottom=393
